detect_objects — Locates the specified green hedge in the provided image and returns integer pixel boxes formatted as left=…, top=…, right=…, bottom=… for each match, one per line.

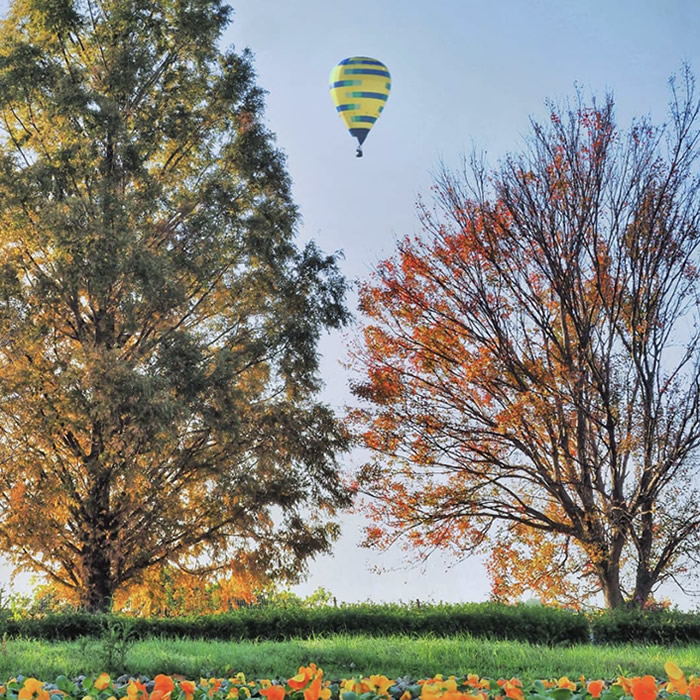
left=590, top=607, right=700, bottom=644
left=0, top=602, right=588, bottom=645
left=4, top=603, right=700, bottom=646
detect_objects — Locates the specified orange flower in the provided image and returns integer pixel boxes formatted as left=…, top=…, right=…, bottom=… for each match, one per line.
left=616, top=678, right=634, bottom=696
left=632, top=676, right=657, bottom=700
left=180, top=682, right=196, bottom=700
left=288, top=666, right=318, bottom=691
left=465, top=676, right=481, bottom=689
left=153, top=677, right=174, bottom=697
left=444, top=692, right=483, bottom=700
left=399, top=693, right=412, bottom=700
left=587, top=680, right=604, bottom=698
left=303, top=678, right=330, bottom=700
left=503, top=681, right=523, bottom=700
left=468, top=694, right=487, bottom=700
left=260, top=687, right=286, bottom=700
left=689, top=686, right=700, bottom=700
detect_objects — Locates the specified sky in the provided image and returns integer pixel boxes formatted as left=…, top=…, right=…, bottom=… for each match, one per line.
left=0, top=0, right=700, bottom=609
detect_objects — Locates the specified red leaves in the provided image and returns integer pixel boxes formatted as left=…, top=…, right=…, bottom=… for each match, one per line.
left=350, top=81, right=700, bottom=610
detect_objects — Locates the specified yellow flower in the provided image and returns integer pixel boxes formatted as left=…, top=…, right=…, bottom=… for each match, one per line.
left=558, top=678, right=576, bottom=692
left=342, top=681, right=369, bottom=696
left=665, top=662, right=688, bottom=695
left=616, top=678, right=634, bottom=696
left=444, top=680, right=458, bottom=694
left=420, top=684, right=441, bottom=698
left=18, top=679, right=49, bottom=700
left=95, top=675, right=111, bottom=692
left=127, top=680, right=147, bottom=700
left=368, top=677, right=394, bottom=697
left=229, top=689, right=250, bottom=700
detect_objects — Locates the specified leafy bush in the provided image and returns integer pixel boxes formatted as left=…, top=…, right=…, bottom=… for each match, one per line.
left=590, top=608, right=700, bottom=644
left=8, top=601, right=700, bottom=646
left=3, top=602, right=588, bottom=645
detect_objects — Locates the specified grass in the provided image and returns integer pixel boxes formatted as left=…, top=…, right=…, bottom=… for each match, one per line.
left=0, top=633, right=699, bottom=681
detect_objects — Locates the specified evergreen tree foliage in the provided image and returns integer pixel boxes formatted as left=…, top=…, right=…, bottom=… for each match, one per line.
left=0, top=0, right=350, bottom=612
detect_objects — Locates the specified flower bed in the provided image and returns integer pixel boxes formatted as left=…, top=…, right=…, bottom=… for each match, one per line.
left=2, top=662, right=698, bottom=700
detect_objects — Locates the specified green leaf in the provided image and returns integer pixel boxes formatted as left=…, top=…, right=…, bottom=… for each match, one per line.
left=548, top=689, right=573, bottom=700
left=603, top=687, right=625, bottom=700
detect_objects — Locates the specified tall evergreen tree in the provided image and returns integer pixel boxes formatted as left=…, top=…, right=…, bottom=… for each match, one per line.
left=0, top=0, right=350, bottom=612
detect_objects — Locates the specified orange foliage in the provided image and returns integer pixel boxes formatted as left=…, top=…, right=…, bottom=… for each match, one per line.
left=350, top=84, right=700, bottom=609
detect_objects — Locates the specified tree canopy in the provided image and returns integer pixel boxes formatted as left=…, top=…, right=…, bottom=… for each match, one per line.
left=0, top=0, right=350, bottom=612
left=350, top=69, right=700, bottom=609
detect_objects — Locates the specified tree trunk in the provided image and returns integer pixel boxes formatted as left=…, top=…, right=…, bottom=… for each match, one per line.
left=80, top=543, right=115, bottom=612
left=598, top=557, right=625, bottom=609
left=629, top=503, right=655, bottom=608
left=80, top=445, right=115, bottom=612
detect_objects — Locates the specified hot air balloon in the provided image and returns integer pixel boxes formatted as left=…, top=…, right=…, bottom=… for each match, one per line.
left=329, top=57, right=391, bottom=157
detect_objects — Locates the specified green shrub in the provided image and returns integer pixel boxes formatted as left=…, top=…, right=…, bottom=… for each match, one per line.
left=11, top=601, right=700, bottom=646
left=590, top=607, right=700, bottom=644
left=3, top=602, right=589, bottom=645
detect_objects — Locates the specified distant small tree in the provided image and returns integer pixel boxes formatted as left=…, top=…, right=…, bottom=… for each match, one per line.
left=0, top=0, right=350, bottom=612
left=350, top=69, right=700, bottom=609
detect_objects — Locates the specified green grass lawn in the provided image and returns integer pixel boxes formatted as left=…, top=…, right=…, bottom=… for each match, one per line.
left=0, top=634, right=699, bottom=681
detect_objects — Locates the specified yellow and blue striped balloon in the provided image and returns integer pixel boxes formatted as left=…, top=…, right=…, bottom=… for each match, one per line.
left=329, top=57, right=391, bottom=157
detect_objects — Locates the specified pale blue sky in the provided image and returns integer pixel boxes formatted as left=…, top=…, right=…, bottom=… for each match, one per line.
left=0, top=0, right=699, bottom=607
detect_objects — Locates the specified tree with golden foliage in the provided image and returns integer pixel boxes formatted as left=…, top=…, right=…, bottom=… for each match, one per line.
left=351, top=70, right=700, bottom=609
left=0, top=0, right=350, bottom=612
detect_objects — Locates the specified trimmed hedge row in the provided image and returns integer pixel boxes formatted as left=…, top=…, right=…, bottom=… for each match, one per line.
left=2, top=602, right=700, bottom=645
left=590, top=607, right=700, bottom=644
left=1, top=603, right=587, bottom=645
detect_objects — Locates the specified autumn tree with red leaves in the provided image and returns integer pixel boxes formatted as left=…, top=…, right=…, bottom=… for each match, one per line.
left=350, top=70, right=700, bottom=609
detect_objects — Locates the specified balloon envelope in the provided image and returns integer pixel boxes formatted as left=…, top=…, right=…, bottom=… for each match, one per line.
left=329, top=57, right=391, bottom=155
